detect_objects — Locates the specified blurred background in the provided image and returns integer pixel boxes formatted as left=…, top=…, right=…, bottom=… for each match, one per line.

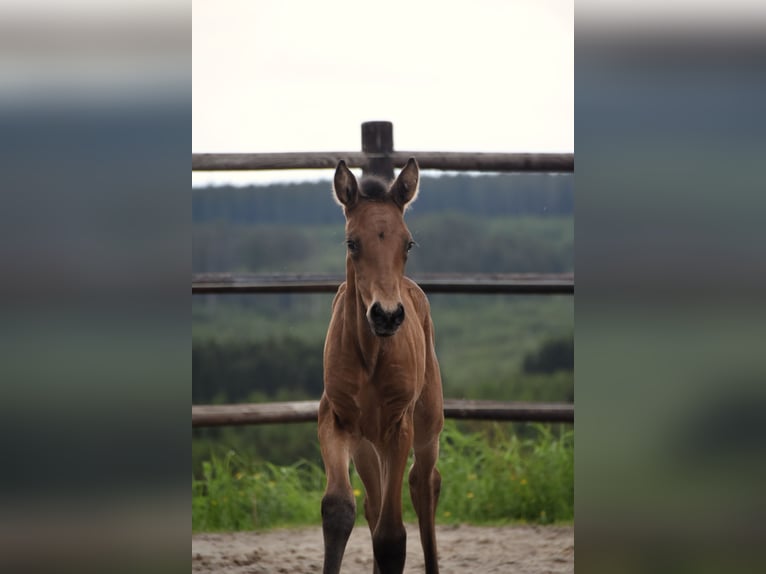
left=576, top=2, right=766, bottom=573
left=0, top=2, right=189, bottom=573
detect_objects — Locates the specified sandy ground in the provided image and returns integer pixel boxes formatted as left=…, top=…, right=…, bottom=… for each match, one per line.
left=192, top=523, right=573, bottom=573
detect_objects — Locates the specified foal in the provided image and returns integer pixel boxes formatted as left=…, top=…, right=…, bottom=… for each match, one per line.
left=319, top=159, right=444, bottom=574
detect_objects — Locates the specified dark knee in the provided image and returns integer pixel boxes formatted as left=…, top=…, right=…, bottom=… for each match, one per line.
left=373, top=527, right=407, bottom=573
left=321, top=494, right=356, bottom=538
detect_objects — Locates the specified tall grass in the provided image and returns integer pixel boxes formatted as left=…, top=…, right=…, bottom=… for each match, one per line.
left=437, top=422, right=573, bottom=525
left=192, top=454, right=325, bottom=531
left=192, top=422, right=573, bottom=532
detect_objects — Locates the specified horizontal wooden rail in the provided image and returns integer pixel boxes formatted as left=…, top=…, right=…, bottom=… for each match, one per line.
left=192, top=273, right=574, bottom=295
left=192, top=152, right=574, bottom=173
left=192, top=399, right=574, bottom=427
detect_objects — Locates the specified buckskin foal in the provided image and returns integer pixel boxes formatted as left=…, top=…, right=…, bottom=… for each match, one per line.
left=318, top=158, right=444, bottom=574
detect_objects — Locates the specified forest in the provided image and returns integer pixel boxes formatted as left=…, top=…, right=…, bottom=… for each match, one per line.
left=192, top=172, right=574, bottom=472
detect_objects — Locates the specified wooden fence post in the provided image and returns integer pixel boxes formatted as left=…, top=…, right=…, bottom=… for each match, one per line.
left=361, top=121, right=394, bottom=181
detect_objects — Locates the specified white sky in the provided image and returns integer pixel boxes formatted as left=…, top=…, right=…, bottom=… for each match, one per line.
left=192, top=0, right=573, bottom=186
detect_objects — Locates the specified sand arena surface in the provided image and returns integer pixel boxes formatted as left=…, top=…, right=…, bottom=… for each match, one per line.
left=193, top=523, right=573, bottom=573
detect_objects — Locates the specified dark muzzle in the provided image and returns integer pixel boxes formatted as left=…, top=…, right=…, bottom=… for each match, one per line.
left=369, top=302, right=405, bottom=337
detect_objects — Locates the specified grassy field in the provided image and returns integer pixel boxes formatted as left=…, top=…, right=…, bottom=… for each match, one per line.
left=192, top=421, right=573, bottom=532
left=428, top=295, right=573, bottom=396
left=193, top=294, right=572, bottom=395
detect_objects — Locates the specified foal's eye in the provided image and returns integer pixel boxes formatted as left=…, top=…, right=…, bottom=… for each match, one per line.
left=407, top=240, right=417, bottom=252
left=346, top=239, right=359, bottom=252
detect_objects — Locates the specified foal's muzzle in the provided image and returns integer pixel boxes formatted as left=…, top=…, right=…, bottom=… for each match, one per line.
left=368, top=302, right=405, bottom=337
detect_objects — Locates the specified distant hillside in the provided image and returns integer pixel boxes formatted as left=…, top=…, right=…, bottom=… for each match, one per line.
left=192, top=173, right=573, bottom=226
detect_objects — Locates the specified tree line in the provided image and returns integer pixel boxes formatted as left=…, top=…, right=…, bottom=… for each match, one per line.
left=193, top=173, right=573, bottom=226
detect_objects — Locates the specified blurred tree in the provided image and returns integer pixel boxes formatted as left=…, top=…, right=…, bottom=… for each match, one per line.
left=192, top=337, right=324, bottom=404
left=522, top=337, right=574, bottom=375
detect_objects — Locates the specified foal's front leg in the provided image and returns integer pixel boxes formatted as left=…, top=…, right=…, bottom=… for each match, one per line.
left=372, top=415, right=414, bottom=574
left=318, top=397, right=357, bottom=574
left=409, top=375, right=444, bottom=574
left=409, top=436, right=442, bottom=574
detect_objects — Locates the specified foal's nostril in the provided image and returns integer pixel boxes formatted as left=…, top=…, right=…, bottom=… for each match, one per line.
left=392, top=303, right=405, bottom=327
left=370, top=302, right=385, bottom=322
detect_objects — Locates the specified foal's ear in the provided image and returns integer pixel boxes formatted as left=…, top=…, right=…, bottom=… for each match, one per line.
left=390, top=157, right=420, bottom=210
left=333, top=160, right=359, bottom=209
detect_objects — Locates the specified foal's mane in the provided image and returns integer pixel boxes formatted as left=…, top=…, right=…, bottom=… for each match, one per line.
left=358, top=176, right=392, bottom=202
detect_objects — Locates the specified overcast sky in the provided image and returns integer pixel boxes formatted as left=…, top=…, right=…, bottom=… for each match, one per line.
left=192, top=0, right=573, bottom=186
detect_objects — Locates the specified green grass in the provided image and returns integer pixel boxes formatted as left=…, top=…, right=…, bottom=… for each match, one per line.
left=192, top=422, right=573, bottom=532
left=429, top=295, right=573, bottom=394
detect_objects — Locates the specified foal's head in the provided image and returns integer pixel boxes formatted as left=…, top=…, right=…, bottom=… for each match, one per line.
left=333, top=158, right=420, bottom=337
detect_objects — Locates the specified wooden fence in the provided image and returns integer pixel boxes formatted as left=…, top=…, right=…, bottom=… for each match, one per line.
left=193, top=400, right=574, bottom=427
left=192, top=272, right=574, bottom=295
left=192, top=121, right=574, bottom=425
left=192, top=151, right=574, bottom=174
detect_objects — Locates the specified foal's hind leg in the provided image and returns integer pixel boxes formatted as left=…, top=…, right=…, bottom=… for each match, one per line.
left=352, top=439, right=383, bottom=573
left=409, top=436, right=442, bottom=574
left=353, top=439, right=382, bottom=535
left=409, top=390, right=444, bottom=574
left=318, top=397, right=357, bottom=574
